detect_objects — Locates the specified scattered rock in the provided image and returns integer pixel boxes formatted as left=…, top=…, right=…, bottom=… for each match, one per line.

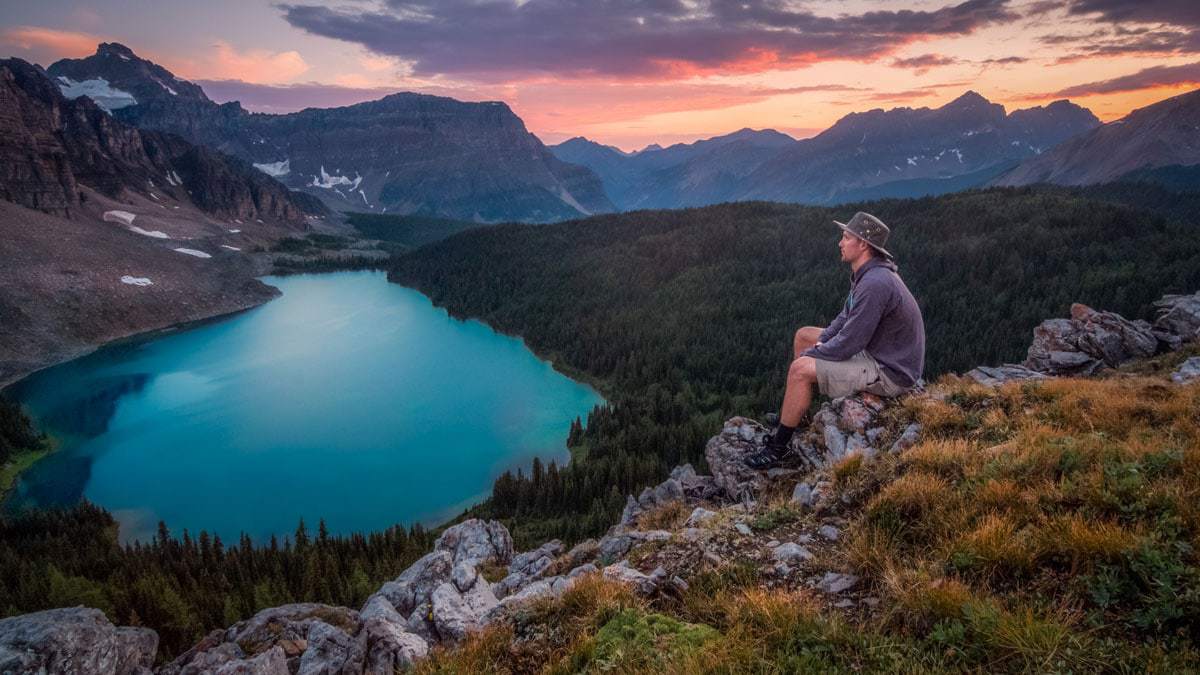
left=494, top=540, right=562, bottom=598
left=816, top=572, right=859, bottom=594
left=362, top=618, right=428, bottom=675
left=684, top=507, right=717, bottom=527
left=791, top=481, right=813, bottom=506
left=965, top=364, right=1048, bottom=387
left=602, top=561, right=660, bottom=596
left=818, top=525, right=840, bottom=541
left=773, top=543, right=814, bottom=564
left=1172, top=357, right=1200, bottom=384
left=734, top=523, right=753, bottom=536
left=889, top=423, right=922, bottom=453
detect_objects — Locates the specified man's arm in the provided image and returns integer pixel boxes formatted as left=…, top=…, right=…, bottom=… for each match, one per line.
left=802, top=277, right=888, bottom=361
left=817, top=305, right=849, bottom=344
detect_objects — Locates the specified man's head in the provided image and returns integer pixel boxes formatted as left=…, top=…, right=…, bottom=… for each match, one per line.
left=834, top=211, right=892, bottom=265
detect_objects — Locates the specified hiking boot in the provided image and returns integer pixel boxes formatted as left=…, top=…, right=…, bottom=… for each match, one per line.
left=742, top=437, right=791, bottom=470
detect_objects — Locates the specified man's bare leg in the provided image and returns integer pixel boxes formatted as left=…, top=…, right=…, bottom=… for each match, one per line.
left=793, top=326, right=823, bottom=359
left=780, top=356, right=818, bottom=427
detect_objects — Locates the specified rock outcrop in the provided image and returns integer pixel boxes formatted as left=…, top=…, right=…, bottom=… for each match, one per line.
left=0, top=607, right=156, bottom=675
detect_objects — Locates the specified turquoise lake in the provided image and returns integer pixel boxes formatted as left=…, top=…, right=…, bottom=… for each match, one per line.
left=4, top=271, right=603, bottom=543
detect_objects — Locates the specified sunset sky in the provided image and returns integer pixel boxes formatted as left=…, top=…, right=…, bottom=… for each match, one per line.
left=2, top=0, right=1197, bottom=150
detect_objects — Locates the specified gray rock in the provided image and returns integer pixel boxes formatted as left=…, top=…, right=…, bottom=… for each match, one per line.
left=965, top=364, right=1048, bottom=387
left=602, top=562, right=660, bottom=596
left=297, top=621, right=365, bottom=675
left=596, top=533, right=635, bottom=563
left=214, top=646, right=290, bottom=675
left=818, top=525, right=840, bottom=541
left=669, top=464, right=697, bottom=481
left=429, top=575, right=499, bottom=642
left=816, top=572, right=859, bottom=594
left=0, top=608, right=158, bottom=675
left=386, top=551, right=453, bottom=615
left=1024, top=304, right=1158, bottom=375
left=434, top=519, right=513, bottom=567
left=404, top=602, right=437, bottom=644
left=358, top=596, right=405, bottom=627
left=618, top=495, right=643, bottom=527
left=451, top=561, right=478, bottom=593
left=652, top=478, right=684, bottom=505
left=1154, top=291, right=1200, bottom=343
left=161, top=638, right=245, bottom=675
left=773, top=543, right=814, bottom=564
left=362, top=618, right=427, bottom=675
left=683, top=507, right=717, bottom=527
left=704, top=416, right=774, bottom=501
left=1172, top=357, right=1200, bottom=384
left=889, top=423, right=922, bottom=454
left=567, top=563, right=598, bottom=579
left=734, top=522, right=753, bottom=536
left=791, top=482, right=813, bottom=506
left=222, top=605, right=359, bottom=668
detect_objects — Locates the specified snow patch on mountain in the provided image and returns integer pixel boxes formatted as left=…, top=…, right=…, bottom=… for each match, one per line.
left=128, top=226, right=170, bottom=239
left=173, top=248, right=211, bottom=259
left=310, top=166, right=361, bottom=190
left=253, top=159, right=290, bottom=177
left=55, top=76, right=137, bottom=112
left=120, top=275, right=153, bottom=286
left=102, top=210, right=137, bottom=226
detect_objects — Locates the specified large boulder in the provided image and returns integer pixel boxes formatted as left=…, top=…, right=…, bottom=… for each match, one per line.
left=704, top=417, right=776, bottom=501
left=361, top=618, right=427, bottom=675
left=1154, top=291, right=1200, bottom=347
left=296, top=621, right=365, bottom=675
left=964, top=364, right=1048, bottom=387
left=428, top=574, right=499, bottom=642
left=434, top=519, right=513, bottom=568
left=0, top=607, right=157, bottom=675
left=368, top=551, right=453, bottom=617
left=1024, top=303, right=1158, bottom=375
left=1173, top=357, right=1200, bottom=385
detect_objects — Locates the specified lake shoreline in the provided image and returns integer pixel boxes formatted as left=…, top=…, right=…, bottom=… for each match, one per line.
left=6, top=271, right=603, bottom=544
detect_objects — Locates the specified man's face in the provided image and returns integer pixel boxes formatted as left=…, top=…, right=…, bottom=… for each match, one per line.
left=838, top=231, right=867, bottom=262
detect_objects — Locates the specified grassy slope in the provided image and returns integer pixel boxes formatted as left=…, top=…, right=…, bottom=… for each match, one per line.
left=416, top=347, right=1200, bottom=673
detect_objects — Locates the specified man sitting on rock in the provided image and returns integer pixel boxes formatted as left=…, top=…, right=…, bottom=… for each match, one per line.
left=744, top=211, right=926, bottom=469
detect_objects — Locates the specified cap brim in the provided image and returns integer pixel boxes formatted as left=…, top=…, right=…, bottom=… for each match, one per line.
left=834, top=220, right=893, bottom=259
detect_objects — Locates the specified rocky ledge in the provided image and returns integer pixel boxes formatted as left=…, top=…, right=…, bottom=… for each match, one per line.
left=2, top=289, right=1198, bottom=673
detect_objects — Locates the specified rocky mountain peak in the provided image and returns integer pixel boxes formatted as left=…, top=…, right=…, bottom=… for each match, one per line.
left=48, top=42, right=210, bottom=107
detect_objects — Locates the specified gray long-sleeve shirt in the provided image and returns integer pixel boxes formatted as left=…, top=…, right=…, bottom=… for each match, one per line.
left=802, top=257, right=925, bottom=389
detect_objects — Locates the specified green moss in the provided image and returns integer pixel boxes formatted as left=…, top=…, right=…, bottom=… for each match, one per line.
left=570, top=608, right=718, bottom=672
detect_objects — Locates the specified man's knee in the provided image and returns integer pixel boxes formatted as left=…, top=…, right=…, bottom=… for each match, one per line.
left=788, top=356, right=817, bottom=381
left=794, top=326, right=824, bottom=353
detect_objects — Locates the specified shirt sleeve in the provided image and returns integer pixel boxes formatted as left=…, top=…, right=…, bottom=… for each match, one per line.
left=818, top=303, right=849, bottom=343
left=803, top=274, right=889, bottom=361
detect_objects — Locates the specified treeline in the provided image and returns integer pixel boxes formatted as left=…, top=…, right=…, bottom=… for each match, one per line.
left=0, top=397, right=43, bottom=466
left=391, top=186, right=1200, bottom=547
left=0, top=502, right=435, bottom=659
left=345, top=211, right=486, bottom=250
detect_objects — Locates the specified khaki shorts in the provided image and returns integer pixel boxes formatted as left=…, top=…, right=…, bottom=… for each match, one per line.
left=815, top=351, right=908, bottom=399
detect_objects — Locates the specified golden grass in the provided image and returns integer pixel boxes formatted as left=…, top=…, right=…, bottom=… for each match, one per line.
left=636, top=499, right=690, bottom=531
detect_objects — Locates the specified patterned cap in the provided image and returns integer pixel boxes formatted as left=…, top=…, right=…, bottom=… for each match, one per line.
left=834, top=211, right=892, bottom=259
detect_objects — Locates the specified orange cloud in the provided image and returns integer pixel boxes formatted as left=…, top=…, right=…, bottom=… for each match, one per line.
left=2, top=26, right=101, bottom=59
left=161, top=41, right=309, bottom=85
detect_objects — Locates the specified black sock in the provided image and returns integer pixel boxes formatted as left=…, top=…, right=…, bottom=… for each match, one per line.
left=771, top=423, right=796, bottom=446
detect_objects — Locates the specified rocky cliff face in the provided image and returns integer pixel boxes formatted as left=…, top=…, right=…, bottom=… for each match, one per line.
left=6, top=287, right=1196, bottom=673
left=995, top=88, right=1200, bottom=187
left=48, top=44, right=614, bottom=223
left=0, top=58, right=321, bottom=223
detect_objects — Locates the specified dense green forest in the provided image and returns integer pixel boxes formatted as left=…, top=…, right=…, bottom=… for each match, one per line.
left=0, top=501, right=436, bottom=659
left=390, top=186, right=1200, bottom=547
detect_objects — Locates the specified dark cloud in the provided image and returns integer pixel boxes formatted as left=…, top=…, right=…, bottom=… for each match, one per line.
left=1044, top=61, right=1200, bottom=97
left=891, top=53, right=959, bottom=70
left=1065, top=0, right=1200, bottom=28
left=979, top=55, right=1027, bottom=65
left=278, top=0, right=1019, bottom=80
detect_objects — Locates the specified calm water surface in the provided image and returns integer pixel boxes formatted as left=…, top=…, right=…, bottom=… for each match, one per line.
left=5, top=271, right=602, bottom=543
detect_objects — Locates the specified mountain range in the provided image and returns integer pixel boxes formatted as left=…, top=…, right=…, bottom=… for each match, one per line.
left=551, top=92, right=1102, bottom=210
left=994, top=88, right=1200, bottom=187
left=48, top=43, right=614, bottom=223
